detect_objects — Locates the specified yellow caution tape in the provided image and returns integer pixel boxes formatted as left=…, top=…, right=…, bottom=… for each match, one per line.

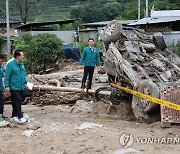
left=110, top=83, right=180, bottom=111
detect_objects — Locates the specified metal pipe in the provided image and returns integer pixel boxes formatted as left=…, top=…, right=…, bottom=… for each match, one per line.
left=138, top=0, right=141, bottom=20
left=145, top=0, right=149, bottom=18
left=6, top=0, right=11, bottom=59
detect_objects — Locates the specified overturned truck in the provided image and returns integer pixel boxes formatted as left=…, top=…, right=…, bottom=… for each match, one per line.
left=99, top=20, right=180, bottom=121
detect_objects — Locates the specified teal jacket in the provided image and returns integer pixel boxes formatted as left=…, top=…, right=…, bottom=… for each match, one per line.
left=80, top=46, right=101, bottom=66
left=0, top=65, right=4, bottom=91
left=5, top=59, right=27, bottom=90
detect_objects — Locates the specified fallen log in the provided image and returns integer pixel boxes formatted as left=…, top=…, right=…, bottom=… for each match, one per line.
left=32, top=85, right=111, bottom=96
left=33, top=76, right=46, bottom=84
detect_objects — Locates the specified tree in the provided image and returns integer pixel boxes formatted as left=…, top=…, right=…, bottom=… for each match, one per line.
left=0, top=9, right=5, bottom=16
left=102, top=2, right=122, bottom=21
left=13, top=0, right=40, bottom=23
left=70, top=1, right=122, bottom=23
left=14, top=33, right=64, bottom=73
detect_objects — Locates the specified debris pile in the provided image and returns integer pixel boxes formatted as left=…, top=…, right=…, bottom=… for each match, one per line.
left=23, top=67, right=112, bottom=107
left=100, top=20, right=180, bottom=121
left=25, top=91, right=82, bottom=106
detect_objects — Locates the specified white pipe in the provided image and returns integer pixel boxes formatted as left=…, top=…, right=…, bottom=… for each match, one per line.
left=145, top=0, right=149, bottom=18
left=6, top=0, right=11, bottom=59
left=138, top=0, right=141, bottom=20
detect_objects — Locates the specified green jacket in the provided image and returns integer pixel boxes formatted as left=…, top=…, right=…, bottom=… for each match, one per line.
left=80, top=46, right=101, bottom=66
left=0, top=65, right=4, bottom=91
left=5, top=59, right=27, bottom=90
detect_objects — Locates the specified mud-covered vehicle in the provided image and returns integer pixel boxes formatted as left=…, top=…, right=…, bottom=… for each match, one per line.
left=99, top=21, right=180, bottom=121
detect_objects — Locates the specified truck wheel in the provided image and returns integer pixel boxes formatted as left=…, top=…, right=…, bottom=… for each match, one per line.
left=95, top=87, right=113, bottom=101
left=101, top=21, right=122, bottom=44
left=153, top=33, right=167, bottom=51
left=132, top=81, right=159, bottom=114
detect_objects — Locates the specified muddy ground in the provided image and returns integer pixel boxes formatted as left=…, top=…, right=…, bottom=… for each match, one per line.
left=0, top=64, right=180, bottom=154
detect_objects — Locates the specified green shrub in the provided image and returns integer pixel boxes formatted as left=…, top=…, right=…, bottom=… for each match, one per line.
left=77, top=41, right=88, bottom=54
left=169, top=41, right=180, bottom=57
left=14, top=33, right=63, bottom=74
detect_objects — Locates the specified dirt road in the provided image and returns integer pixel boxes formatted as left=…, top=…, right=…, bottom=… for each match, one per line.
left=0, top=103, right=179, bottom=154
left=1, top=65, right=180, bottom=154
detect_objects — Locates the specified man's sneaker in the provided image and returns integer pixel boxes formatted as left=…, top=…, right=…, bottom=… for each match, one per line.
left=18, top=117, right=27, bottom=124
left=23, top=113, right=30, bottom=120
left=10, top=117, right=19, bottom=123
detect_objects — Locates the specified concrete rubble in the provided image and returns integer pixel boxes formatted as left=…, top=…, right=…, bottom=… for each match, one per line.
left=113, top=148, right=143, bottom=154
left=77, top=122, right=104, bottom=130
left=22, top=130, right=34, bottom=137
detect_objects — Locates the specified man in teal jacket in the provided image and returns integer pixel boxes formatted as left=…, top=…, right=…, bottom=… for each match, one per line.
left=5, top=49, right=27, bottom=124
left=80, top=38, right=101, bottom=89
left=0, top=54, right=10, bottom=127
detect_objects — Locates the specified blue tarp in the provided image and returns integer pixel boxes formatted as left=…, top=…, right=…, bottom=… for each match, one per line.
left=63, top=46, right=80, bottom=62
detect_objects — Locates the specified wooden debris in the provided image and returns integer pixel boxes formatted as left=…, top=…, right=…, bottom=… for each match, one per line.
left=32, top=85, right=111, bottom=96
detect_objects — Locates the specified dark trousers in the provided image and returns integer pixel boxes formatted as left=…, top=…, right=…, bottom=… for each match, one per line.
left=10, top=90, right=27, bottom=119
left=82, top=66, right=95, bottom=89
left=0, top=91, right=4, bottom=115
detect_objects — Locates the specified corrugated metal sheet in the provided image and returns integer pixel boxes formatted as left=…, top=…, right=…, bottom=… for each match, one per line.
left=29, top=31, right=74, bottom=45
left=0, top=17, right=21, bottom=24
left=128, top=16, right=180, bottom=26
left=83, top=20, right=137, bottom=27
left=15, top=19, right=78, bottom=29
left=19, top=30, right=99, bottom=44
left=162, top=31, right=180, bottom=45
left=151, top=10, right=180, bottom=17
left=79, top=30, right=98, bottom=42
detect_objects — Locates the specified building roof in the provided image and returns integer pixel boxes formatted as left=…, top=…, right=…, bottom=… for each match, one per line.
left=0, top=17, right=21, bottom=24
left=79, top=28, right=97, bottom=32
left=128, top=16, right=180, bottom=26
left=15, top=19, right=79, bottom=30
left=83, top=20, right=137, bottom=27
left=151, top=10, right=180, bottom=17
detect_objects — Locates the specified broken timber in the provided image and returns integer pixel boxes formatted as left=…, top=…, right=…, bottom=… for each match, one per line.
left=32, top=85, right=111, bottom=96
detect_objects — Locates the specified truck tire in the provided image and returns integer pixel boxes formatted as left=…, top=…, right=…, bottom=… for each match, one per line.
left=101, top=21, right=123, bottom=44
left=132, top=81, right=159, bottom=114
left=95, top=87, right=113, bottom=101
left=153, top=33, right=167, bottom=51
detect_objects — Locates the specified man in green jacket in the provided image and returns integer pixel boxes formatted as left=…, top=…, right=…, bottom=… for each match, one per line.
left=5, top=49, right=28, bottom=124
left=0, top=54, right=10, bottom=127
left=80, top=38, right=101, bottom=89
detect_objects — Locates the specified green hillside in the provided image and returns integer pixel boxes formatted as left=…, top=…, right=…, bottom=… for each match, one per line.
left=0, top=0, right=179, bottom=23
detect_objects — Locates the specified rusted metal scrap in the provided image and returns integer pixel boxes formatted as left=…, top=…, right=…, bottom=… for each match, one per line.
left=99, top=20, right=180, bottom=121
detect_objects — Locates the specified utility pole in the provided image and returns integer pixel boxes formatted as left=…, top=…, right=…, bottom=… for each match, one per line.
left=138, top=0, right=141, bottom=20
left=6, top=0, right=11, bottom=60
left=145, top=0, right=149, bottom=18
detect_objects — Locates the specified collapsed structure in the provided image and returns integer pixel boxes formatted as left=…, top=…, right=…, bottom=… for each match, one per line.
left=99, top=20, right=180, bottom=121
